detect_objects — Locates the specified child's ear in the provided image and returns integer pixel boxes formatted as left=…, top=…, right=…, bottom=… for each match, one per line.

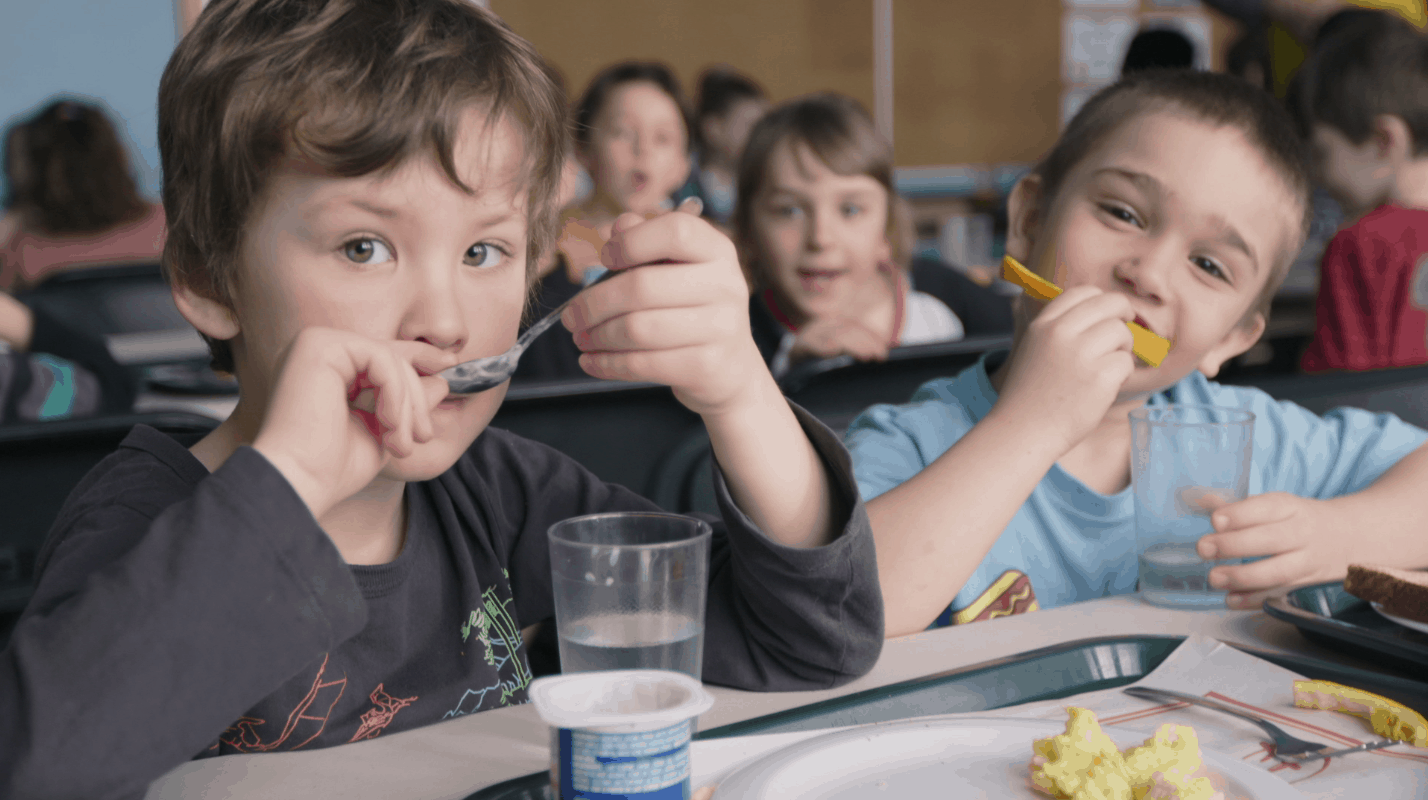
left=1005, top=174, right=1044, bottom=265
left=1197, top=311, right=1266, bottom=379
left=172, top=282, right=240, bottom=341
left=1375, top=114, right=1415, bottom=162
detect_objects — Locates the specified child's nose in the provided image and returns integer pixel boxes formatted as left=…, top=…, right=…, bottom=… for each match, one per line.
left=805, top=207, right=838, bottom=251
left=401, top=271, right=468, bottom=353
left=1115, top=257, right=1168, bottom=303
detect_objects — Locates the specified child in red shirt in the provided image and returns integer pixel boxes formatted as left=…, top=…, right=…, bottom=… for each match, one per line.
left=1291, top=13, right=1428, bottom=371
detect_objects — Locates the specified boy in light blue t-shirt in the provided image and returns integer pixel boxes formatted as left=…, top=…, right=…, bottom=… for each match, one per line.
left=845, top=70, right=1428, bottom=637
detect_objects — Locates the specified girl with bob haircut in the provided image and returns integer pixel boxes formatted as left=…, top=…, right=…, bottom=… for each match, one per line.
left=735, top=92, right=1011, bottom=380
left=0, top=100, right=166, bottom=291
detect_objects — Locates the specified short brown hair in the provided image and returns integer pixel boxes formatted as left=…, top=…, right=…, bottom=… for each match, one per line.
left=1289, top=12, right=1428, bottom=154
left=573, top=61, right=691, bottom=152
left=1034, top=69, right=1312, bottom=319
left=3, top=99, right=149, bottom=235
left=733, top=92, right=912, bottom=289
left=159, top=0, right=568, bottom=372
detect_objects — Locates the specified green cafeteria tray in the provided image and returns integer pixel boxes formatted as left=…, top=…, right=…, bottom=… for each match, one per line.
left=465, top=633, right=1428, bottom=800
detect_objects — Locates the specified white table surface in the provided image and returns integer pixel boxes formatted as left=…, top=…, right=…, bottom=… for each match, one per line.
left=143, top=593, right=1401, bottom=800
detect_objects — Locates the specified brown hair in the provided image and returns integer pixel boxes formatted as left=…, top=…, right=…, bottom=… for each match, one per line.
left=733, top=92, right=912, bottom=289
left=1033, top=69, right=1312, bottom=319
left=1289, top=12, right=1428, bottom=154
left=159, top=0, right=568, bottom=372
left=2, top=99, right=149, bottom=235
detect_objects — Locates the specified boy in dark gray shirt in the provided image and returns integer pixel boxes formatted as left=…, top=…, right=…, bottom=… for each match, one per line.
left=0, top=2, right=882, bottom=797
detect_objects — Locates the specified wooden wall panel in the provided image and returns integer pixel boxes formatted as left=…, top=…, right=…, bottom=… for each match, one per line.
left=496, top=1, right=1241, bottom=168
left=491, top=0, right=875, bottom=114
left=892, top=0, right=1060, bottom=167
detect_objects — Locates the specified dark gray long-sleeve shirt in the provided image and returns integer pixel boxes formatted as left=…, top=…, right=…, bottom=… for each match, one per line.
left=0, top=404, right=881, bottom=800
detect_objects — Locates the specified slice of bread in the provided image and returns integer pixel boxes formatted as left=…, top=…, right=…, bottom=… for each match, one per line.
left=1344, top=564, right=1428, bottom=624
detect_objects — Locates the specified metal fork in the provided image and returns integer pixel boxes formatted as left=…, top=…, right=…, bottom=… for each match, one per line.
left=1123, top=686, right=1398, bottom=762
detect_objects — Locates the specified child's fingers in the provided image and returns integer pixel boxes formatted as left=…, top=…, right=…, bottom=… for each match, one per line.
left=1207, top=549, right=1310, bottom=594
left=1209, top=492, right=1296, bottom=534
left=563, top=262, right=720, bottom=333
left=602, top=210, right=732, bottom=270
left=1043, top=290, right=1136, bottom=337
left=581, top=344, right=730, bottom=387
left=576, top=306, right=740, bottom=353
left=1080, top=316, right=1137, bottom=356
left=1029, top=285, right=1110, bottom=324
left=1197, top=522, right=1294, bottom=561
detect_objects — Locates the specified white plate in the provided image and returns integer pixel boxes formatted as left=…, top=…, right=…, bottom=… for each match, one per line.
left=1373, top=602, right=1428, bottom=635
left=711, top=716, right=1298, bottom=800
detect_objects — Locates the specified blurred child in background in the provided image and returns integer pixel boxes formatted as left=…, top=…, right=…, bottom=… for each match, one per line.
left=734, top=93, right=1011, bottom=380
left=691, top=66, right=768, bottom=228
left=1290, top=14, right=1428, bottom=371
left=0, top=290, right=135, bottom=423
left=0, top=100, right=166, bottom=292
left=516, top=61, right=694, bottom=381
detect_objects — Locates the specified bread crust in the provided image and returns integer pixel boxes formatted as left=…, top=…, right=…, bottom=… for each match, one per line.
left=1344, top=564, right=1428, bottom=624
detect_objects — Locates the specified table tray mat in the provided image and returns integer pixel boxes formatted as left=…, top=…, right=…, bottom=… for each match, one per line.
left=466, top=633, right=1428, bottom=800
left=1263, top=581, right=1428, bottom=675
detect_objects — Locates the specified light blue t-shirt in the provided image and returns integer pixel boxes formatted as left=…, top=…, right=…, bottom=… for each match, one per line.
left=844, top=353, right=1428, bottom=626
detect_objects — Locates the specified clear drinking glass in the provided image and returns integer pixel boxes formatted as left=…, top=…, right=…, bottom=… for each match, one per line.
left=549, top=512, right=712, bottom=680
left=1129, top=404, right=1255, bottom=608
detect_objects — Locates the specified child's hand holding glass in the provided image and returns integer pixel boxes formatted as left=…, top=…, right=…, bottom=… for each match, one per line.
left=1198, top=491, right=1363, bottom=609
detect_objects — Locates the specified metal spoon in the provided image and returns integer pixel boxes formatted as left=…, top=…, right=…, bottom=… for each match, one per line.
left=440, top=267, right=618, bottom=394
left=440, top=198, right=701, bottom=395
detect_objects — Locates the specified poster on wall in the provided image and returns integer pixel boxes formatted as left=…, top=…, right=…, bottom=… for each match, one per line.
left=1062, top=11, right=1138, bottom=84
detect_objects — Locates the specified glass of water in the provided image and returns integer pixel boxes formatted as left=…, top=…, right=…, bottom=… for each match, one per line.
left=548, top=512, right=711, bottom=680
left=1129, top=404, right=1255, bottom=609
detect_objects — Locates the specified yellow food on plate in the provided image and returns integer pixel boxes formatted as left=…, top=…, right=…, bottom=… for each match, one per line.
left=1122, top=724, right=1221, bottom=800
left=1001, top=256, right=1172, bottom=367
left=1030, top=708, right=1224, bottom=800
left=1030, top=707, right=1135, bottom=800
left=1292, top=679, right=1428, bottom=747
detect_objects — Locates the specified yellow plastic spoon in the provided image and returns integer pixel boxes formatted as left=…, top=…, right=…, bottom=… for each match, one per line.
left=1001, top=255, right=1171, bottom=367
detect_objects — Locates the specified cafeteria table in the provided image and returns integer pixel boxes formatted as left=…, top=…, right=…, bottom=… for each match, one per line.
left=142, top=592, right=1424, bottom=800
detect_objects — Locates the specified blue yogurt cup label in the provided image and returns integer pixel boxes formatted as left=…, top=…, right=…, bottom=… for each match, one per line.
left=554, top=719, right=693, bottom=799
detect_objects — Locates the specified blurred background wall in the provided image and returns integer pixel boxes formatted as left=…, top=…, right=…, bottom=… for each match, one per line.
left=0, top=1, right=178, bottom=201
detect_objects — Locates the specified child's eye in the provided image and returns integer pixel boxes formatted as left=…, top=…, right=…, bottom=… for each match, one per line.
left=1100, top=204, right=1142, bottom=227
left=464, top=242, right=505, bottom=269
left=343, top=238, right=393, bottom=265
left=1192, top=256, right=1228, bottom=282
left=772, top=204, right=803, bottom=220
left=841, top=203, right=863, bottom=218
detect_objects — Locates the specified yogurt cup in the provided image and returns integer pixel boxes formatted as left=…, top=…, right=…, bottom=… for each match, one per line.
left=529, top=669, right=715, bottom=800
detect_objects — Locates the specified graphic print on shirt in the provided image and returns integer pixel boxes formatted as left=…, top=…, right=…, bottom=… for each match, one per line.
left=212, top=653, right=348, bottom=752
left=444, top=582, right=532, bottom=718
left=938, top=569, right=1040, bottom=626
left=1413, top=255, right=1428, bottom=310
left=347, top=683, right=419, bottom=742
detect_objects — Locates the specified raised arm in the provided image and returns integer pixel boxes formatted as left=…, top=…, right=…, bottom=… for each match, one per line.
left=854, top=286, right=1136, bottom=636
left=560, top=208, right=839, bottom=549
